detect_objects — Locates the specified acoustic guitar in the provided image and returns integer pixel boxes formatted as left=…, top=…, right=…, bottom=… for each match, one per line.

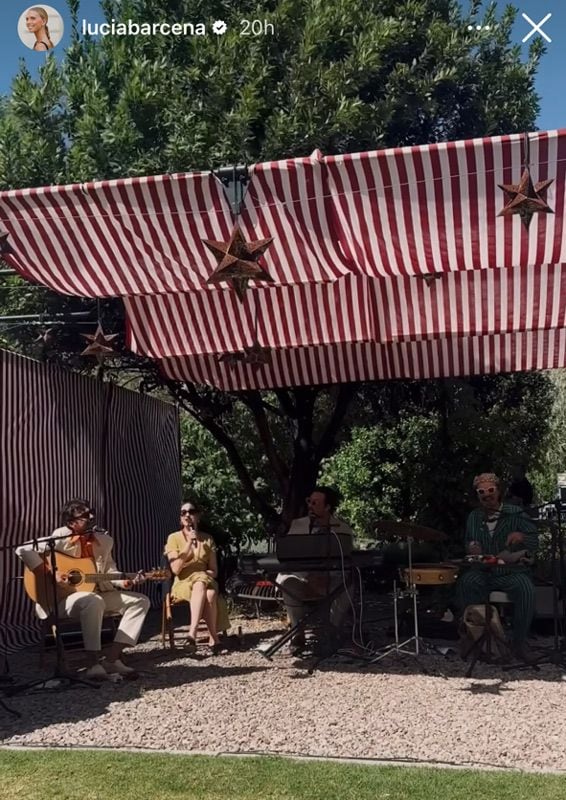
left=23, top=552, right=170, bottom=609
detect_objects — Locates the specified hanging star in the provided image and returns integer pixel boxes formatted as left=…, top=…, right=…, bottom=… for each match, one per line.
left=33, top=327, right=56, bottom=346
left=80, top=324, right=119, bottom=363
left=498, top=167, right=554, bottom=230
left=242, top=340, right=272, bottom=367
left=422, top=274, right=442, bottom=287
left=218, top=340, right=272, bottom=369
left=204, top=225, right=274, bottom=301
left=218, top=351, right=244, bottom=367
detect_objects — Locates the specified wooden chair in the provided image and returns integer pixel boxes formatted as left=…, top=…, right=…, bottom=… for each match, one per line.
left=161, top=591, right=230, bottom=649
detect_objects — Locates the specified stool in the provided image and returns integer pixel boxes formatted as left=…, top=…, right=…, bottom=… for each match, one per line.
left=462, top=603, right=510, bottom=677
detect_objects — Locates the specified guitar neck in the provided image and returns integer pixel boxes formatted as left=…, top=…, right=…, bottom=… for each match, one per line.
left=83, top=572, right=135, bottom=581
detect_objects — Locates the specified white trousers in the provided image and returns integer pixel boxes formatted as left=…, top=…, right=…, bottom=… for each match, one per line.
left=279, top=574, right=351, bottom=628
left=58, top=590, right=150, bottom=652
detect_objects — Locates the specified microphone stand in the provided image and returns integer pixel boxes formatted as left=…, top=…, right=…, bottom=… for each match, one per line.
left=5, top=534, right=100, bottom=696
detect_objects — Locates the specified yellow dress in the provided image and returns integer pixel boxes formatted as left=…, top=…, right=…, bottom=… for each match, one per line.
left=166, top=531, right=230, bottom=632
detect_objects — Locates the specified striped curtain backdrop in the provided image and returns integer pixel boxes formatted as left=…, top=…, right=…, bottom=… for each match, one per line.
left=0, top=349, right=181, bottom=651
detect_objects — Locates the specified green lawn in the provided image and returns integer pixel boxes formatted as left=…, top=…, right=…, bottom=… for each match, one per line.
left=0, top=749, right=564, bottom=800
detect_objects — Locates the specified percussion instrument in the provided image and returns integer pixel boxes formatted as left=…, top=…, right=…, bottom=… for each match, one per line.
left=462, top=556, right=532, bottom=571
left=400, top=562, right=459, bottom=586
left=375, top=520, right=447, bottom=543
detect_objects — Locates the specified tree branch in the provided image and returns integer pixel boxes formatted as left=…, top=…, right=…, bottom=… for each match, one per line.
left=315, top=383, right=357, bottom=461
left=163, top=379, right=277, bottom=523
left=274, top=388, right=296, bottom=419
left=240, top=390, right=290, bottom=493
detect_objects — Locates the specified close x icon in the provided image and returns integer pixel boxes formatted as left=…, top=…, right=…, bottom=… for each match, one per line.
left=521, top=12, right=552, bottom=43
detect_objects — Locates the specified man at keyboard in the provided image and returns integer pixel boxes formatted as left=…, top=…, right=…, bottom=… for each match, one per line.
left=278, top=486, right=354, bottom=655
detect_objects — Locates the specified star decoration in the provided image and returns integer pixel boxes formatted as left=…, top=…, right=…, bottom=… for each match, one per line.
left=422, top=274, right=442, bottom=287
left=80, top=324, right=119, bottom=363
left=33, top=328, right=56, bottom=346
left=218, top=351, right=244, bottom=367
left=498, top=167, right=554, bottom=230
left=242, top=340, right=272, bottom=367
left=218, top=340, right=272, bottom=369
left=204, top=225, right=274, bottom=301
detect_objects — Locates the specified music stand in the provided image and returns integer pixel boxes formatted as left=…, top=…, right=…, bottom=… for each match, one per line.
left=5, top=536, right=99, bottom=696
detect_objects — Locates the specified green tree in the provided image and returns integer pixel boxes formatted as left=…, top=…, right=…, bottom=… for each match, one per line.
left=0, top=0, right=549, bottom=531
left=321, top=373, right=556, bottom=538
left=531, top=370, right=566, bottom=502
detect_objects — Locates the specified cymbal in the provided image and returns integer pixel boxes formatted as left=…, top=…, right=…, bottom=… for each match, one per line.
left=374, top=520, right=447, bottom=543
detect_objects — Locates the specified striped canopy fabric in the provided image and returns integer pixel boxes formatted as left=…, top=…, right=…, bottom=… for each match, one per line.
left=1, top=129, right=566, bottom=388
left=160, top=330, right=566, bottom=390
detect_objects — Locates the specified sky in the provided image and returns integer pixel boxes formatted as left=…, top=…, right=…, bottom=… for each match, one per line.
left=0, top=0, right=564, bottom=133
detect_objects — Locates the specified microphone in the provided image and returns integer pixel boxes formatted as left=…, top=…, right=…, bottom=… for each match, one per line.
left=89, top=525, right=108, bottom=534
left=308, top=514, right=316, bottom=535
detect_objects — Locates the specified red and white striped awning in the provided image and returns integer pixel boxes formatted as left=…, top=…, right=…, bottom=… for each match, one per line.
left=124, top=265, right=566, bottom=358
left=160, top=330, right=566, bottom=390
left=1, top=129, right=565, bottom=293
left=2, top=128, right=566, bottom=388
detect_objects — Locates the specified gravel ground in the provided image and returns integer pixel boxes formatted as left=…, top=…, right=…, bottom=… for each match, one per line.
left=1, top=612, right=565, bottom=773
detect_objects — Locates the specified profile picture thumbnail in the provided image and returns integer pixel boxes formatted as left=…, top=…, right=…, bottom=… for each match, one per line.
left=18, top=6, right=64, bottom=51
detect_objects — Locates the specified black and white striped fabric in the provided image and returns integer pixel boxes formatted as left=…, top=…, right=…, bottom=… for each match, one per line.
left=0, top=349, right=181, bottom=651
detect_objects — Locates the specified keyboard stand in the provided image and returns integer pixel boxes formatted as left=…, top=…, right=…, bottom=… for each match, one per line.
left=258, top=574, right=349, bottom=667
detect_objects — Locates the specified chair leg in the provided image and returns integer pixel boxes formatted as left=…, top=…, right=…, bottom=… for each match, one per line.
left=161, top=602, right=167, bottom=648
left=166, top=595, right=176, bottom=650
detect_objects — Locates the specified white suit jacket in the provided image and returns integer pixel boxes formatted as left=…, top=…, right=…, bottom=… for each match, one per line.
left=16, top=527, right=127, bottom=619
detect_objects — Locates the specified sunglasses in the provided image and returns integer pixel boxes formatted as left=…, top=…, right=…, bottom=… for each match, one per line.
left=476, top=487, right=497, bottom=496
left=74, top=511, right=93, bottom=520
left=181, top=508, right=199, bottom=515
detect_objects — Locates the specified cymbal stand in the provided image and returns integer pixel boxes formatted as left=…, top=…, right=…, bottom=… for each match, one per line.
left=369, top=536, right=447, bottom=671
left=369, top=535, right=424, bottom=663
left=5, top=538, right=99, bottom=696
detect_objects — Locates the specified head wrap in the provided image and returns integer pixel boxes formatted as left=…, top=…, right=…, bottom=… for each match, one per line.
left=473, top=473, right=500, bottom=490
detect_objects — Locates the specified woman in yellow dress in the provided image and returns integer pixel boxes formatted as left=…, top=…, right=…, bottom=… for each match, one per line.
left=166, top=503, right=230, bottom=651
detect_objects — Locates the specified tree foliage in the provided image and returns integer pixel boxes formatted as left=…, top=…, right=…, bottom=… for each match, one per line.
left=0, top=0, right=552, bottom=535
left=321, top=373, right=556, bottom=539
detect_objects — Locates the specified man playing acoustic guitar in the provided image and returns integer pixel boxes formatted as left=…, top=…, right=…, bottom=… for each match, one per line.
left=16, top=499, right=150, bottom=680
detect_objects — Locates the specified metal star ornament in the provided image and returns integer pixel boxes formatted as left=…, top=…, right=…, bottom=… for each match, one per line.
left=204, top=225, right=274, bottom=301
left=218, top=340, right=272, bottom=369
left=218, top=351, right=244, bottom=367
left=498, top=167, right=554, bottom=230
left=422, top=274, right=442, bottom=287
left=33, top=328, right=56, bottom=346
left=242, top=340, right=272, bottom=367
left=81, top=324, right=119, bottom=363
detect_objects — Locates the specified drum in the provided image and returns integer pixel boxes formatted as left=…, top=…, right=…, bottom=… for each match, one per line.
left=400, top=563, right=460, bottom=586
